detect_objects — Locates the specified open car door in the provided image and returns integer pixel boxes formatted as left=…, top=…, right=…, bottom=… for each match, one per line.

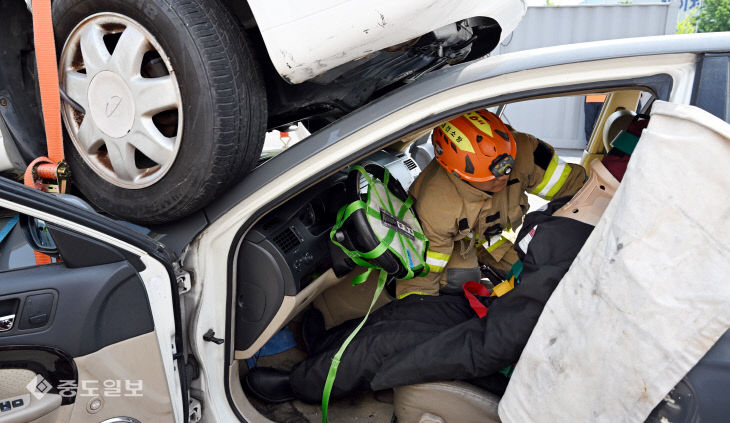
left=0, top=178, right=186, bottom=422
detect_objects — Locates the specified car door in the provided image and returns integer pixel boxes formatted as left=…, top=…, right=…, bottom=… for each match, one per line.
left=0, top=178, right=186, bottom=422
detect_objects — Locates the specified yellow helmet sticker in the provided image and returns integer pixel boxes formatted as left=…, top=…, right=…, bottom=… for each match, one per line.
left=439, top=122, right=475, bottom=153
left=465, top=112, right=493, bottom=137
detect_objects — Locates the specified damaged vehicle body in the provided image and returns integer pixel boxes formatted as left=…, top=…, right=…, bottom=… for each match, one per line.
left=0, top=0, right=523, bottom=223
left=1, top=33, right=730, bottom=422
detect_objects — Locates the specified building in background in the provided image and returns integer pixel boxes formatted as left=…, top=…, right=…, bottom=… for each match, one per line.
left=490, top=1, right=679, bottom=152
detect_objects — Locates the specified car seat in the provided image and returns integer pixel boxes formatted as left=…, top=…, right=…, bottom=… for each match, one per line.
left=602, top=109, right=636, bottom=151
left=393, top=381, right=501, bottom=423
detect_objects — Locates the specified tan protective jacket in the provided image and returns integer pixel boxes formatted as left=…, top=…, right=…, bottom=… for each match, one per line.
left=396, top=130, right=586, bottom=298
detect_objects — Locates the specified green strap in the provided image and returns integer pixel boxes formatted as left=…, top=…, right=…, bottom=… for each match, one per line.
left=329, top=165, right=430, bottom=285
left=499, top=364, right=515, bottom=378
left=351, top=268, right=372, bottom=286
left=321, top=270, right=388, bottom=422
left=330, top=200, right=388, bottom=262
left=507, top=259, right=523, bottom=284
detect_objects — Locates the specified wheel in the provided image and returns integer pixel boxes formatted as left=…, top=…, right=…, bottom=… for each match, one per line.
left=54, top=0, right=266, bottom=223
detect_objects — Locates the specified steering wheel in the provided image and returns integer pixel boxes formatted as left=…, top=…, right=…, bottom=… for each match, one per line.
left=330, top=163, right=412, bottom=280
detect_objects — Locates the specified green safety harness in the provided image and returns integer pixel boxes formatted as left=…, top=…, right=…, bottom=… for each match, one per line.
left=323, top=165, right=429, bottom=422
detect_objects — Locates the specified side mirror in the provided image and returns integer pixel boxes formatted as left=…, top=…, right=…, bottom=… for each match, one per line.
left=19, top=215, right=58, bottom=255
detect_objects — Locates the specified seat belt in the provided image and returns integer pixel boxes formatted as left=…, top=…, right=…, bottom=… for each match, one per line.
left=25, top=0, right=68, bottom=265
left=0, top=215, right=19, bottom=245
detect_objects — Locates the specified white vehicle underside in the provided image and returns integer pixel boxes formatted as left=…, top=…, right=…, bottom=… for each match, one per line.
left=247, top=0, right=526, bottom=83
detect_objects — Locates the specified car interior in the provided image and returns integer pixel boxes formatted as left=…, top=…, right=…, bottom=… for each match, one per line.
left=5, top=85, right=726, bottom=423
left=230, top=88, right=658, bottom=422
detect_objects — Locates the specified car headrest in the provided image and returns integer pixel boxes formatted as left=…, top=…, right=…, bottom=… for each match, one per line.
left=603, top=109, right=636, bottom=147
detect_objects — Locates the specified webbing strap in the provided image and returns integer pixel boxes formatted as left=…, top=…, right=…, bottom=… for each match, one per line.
left=329, top=166, right=426, bottom=277
left=353, top=166, right=421, bottom=281
left=321, top=269, right=388, bottom=422
left=27, top=0, right=65, bottom=266
left=31, top=0, right=64, bottom=164
left=0, top=215, right=19, bottom=245
left=463, top=280, right=491, bottom=318
left=462, top=260, right=523, bottom=317
left=330, top=201, right=389, bottom=262
left=322, top=166, right=430, bottom=420
left=508, top=259, right=523, bottom=281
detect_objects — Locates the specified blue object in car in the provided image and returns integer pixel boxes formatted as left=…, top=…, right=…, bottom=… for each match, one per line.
left=246, top=327, right=297, bottom=368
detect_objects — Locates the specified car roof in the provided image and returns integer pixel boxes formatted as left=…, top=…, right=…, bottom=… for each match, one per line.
left=151, top=33, right=730, bottom=256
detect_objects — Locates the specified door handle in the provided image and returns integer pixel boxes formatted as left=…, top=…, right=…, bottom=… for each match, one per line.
left=0, top=314, right=15, bottom=332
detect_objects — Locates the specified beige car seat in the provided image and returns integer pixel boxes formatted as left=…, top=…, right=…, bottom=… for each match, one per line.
left=553, top=159, right=620, bottom=226
left=393, top=381, right=501, bottom=423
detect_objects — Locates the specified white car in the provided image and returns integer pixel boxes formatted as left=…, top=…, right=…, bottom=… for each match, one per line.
left=0, top=33, right=729, bottom=422
left=0, top=0, right=525, bottom=223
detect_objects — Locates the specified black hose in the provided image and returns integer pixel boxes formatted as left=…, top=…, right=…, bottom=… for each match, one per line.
left=59, top=88, right=85, bottom=114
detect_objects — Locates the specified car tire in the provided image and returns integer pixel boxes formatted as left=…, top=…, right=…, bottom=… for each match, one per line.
left=53, top=0, right=266, bottom=223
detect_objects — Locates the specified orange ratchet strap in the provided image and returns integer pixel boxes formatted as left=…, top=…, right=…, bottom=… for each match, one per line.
left=26, top=0, right=69, bottom=194
left=26, top=0, right=68, bottom=265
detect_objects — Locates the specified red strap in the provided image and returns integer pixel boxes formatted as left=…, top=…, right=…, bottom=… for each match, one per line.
left=463, top=281, right=492, bottom=318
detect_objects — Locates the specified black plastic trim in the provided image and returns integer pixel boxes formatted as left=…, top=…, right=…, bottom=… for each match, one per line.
left=48, top=223, right=146, bottom=270
left=0, top=180, right=174, bottom=261
left=0, top=262, right=154, bottom=357
left=690, top=53, right=730, bottom=123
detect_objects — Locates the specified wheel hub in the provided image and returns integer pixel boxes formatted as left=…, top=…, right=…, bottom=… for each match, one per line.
left=87, top=70, right=135, bottom=138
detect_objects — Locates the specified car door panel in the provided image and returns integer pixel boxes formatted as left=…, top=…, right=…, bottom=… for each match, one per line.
left=0, top=262, right=153, bottom=356
left=0, top=179, right=183, bottom=422
left=0, top=256, right=175, bottom=422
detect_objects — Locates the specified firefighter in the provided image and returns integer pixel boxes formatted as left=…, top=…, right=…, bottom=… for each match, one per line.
left=243, top=149, right=631, bottom=405
left=396, top=109, right=586, bottom=298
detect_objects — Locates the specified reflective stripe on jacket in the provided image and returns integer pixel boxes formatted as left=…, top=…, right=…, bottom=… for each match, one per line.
left=398, top=129, right=586, bottom=297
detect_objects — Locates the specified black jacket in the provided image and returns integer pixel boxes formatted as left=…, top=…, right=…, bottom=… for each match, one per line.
left=289, top=197, right=594, bottom=402
left=371, top=197, right=594, bottom=390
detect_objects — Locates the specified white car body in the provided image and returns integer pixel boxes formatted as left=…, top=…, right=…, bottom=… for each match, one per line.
left=247, top=0, right=527, bottom=83
left=184, top=35, right=728, bottom=421
left=1, top=33, right=729, bottom=423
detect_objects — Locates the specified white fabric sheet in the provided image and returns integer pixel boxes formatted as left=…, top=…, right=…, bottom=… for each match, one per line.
left=498, top=101, right=730, bottom=422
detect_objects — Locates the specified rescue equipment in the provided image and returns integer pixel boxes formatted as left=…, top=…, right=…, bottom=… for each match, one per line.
left=324, top=164, right=429, bottom=422
left=432, top=110, right=516, bottom=182
left=463, top=260, right=523, bottom=318
left=27, top=0, right=69, bottom=195
left=25, top=0, right=69, bottom=265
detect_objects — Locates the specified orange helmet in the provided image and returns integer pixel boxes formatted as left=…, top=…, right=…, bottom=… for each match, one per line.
left=432, top=110, right=517, bottom=182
